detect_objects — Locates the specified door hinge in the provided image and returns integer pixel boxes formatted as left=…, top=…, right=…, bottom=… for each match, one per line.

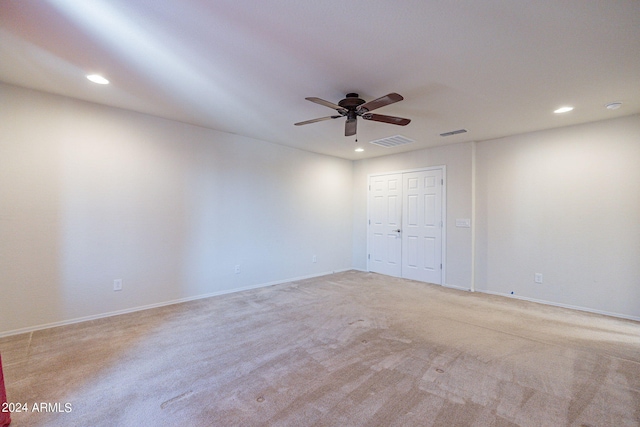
left=369, top=185, right=371, bottom=191
left=368, top=219, right=371, bottom=225
left=441, top=178, right=443, bottom=185
left=368, top=254, right=371, bottom=260
left=440, top=263, right=442, bottom=269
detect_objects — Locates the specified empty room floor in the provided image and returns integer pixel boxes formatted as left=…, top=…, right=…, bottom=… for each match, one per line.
left=1, top=271, right=639, bottom=426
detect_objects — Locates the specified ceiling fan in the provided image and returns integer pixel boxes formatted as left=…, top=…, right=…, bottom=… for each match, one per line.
left=294, top=92, right=411, bottom=136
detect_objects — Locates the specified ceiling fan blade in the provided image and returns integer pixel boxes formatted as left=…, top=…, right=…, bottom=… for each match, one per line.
left=306, top=97, right=347, bottom=112
left=294, top=115, right=341, bottom=126
left=357, top=93, right=404, bottom=112
left=345, top=118, right=357, bottom=136
left=362, top=113, right=411, bottom=126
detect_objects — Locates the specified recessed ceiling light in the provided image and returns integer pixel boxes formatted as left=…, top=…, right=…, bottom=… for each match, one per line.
left=554, top=106, right=574, bottom=114
left=354, top=148, right=364, bottom=152
left=86, top=74, right=109, bottom=84
left=605, top=102, right=622, bottom=110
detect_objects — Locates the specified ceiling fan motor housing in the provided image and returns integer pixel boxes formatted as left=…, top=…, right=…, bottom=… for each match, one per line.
left=295, top=92, right=409, bottom=136
left=338, top=93, right=366, bottom=110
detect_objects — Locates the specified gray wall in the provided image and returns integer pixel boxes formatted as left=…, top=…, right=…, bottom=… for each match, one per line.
left=0, top=84, right=353, bottom=335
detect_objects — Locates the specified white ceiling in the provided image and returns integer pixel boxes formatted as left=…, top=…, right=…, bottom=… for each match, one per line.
left=2, top=0, right=639, bottom=160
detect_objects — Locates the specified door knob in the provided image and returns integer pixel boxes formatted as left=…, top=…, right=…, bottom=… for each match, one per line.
left=395, top=229, right=401, bottom=233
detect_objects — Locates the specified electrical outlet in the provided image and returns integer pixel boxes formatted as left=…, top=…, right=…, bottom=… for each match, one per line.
left=113, top=279, right=122, bottom=291
left=312, top=255, right=317, bottom=263
left=534, top=273, right=543, bottom=284
left=234, top=265, right=240, bottom=274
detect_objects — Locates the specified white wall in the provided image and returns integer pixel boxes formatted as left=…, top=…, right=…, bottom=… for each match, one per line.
left=0, top=83, right=353, bottom=335
left=352, top=115, right=640, bottom=320
left=2, top=82, right=638, bottom=335
left=475, top=115, right=640, bottom=319
left=352, top=142, right=474, bottom=290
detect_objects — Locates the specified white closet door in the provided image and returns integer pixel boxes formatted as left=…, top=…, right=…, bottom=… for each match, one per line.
left=368, top=173, right=403, bottom=277
left=401, top=169, right=443, bottom=284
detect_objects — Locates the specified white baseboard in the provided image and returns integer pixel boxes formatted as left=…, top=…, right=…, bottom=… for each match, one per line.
left=477, top=289, right=640, bottom=322
left=0, top=269, right=355, bottom=338
left=5, top=270, right=636, bottom=338
left=442, top=283, right=472, bottom=292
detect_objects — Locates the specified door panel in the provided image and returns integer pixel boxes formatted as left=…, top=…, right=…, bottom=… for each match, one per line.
left=368, top=168, right=444, bottom=284
left=387, top=235, right=400, bottom=265
left=425, top=194, right=436, bottom=226
left=372, top=233, right=384, bottom=262
left=424, top=236, right=436, bottom=270
left=388, top=195, right=400, bottom=227
left=368, top=174, right=402, bottom=277
left=406, top=236, right=418, bottom=267
left=407, top=194, right=418, bottom=226
left=402, top=169, right=443, bottom=284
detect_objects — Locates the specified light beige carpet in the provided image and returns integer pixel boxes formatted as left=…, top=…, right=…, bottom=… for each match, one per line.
left=1, top=271, right=639, bottom=426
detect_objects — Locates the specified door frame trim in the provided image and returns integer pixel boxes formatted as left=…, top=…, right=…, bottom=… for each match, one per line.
left=367, top=166, right=447, bottom=285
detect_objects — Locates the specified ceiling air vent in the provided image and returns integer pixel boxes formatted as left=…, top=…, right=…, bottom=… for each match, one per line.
left=440, top=129, right=468, bottom=137
left=369, top=135, right=415, bottom=148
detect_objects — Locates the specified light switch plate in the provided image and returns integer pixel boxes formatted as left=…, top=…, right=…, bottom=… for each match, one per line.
left=455, top=218, right=471, bottom=228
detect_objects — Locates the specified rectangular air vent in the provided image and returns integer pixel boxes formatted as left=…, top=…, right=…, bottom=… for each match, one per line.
left=440, top=129, right=468, bottom=137
left=369, top=135, right=415, bottom=148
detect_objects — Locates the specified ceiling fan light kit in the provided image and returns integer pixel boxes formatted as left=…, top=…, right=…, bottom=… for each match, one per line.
left=295, top=92, right=411, bottom=136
